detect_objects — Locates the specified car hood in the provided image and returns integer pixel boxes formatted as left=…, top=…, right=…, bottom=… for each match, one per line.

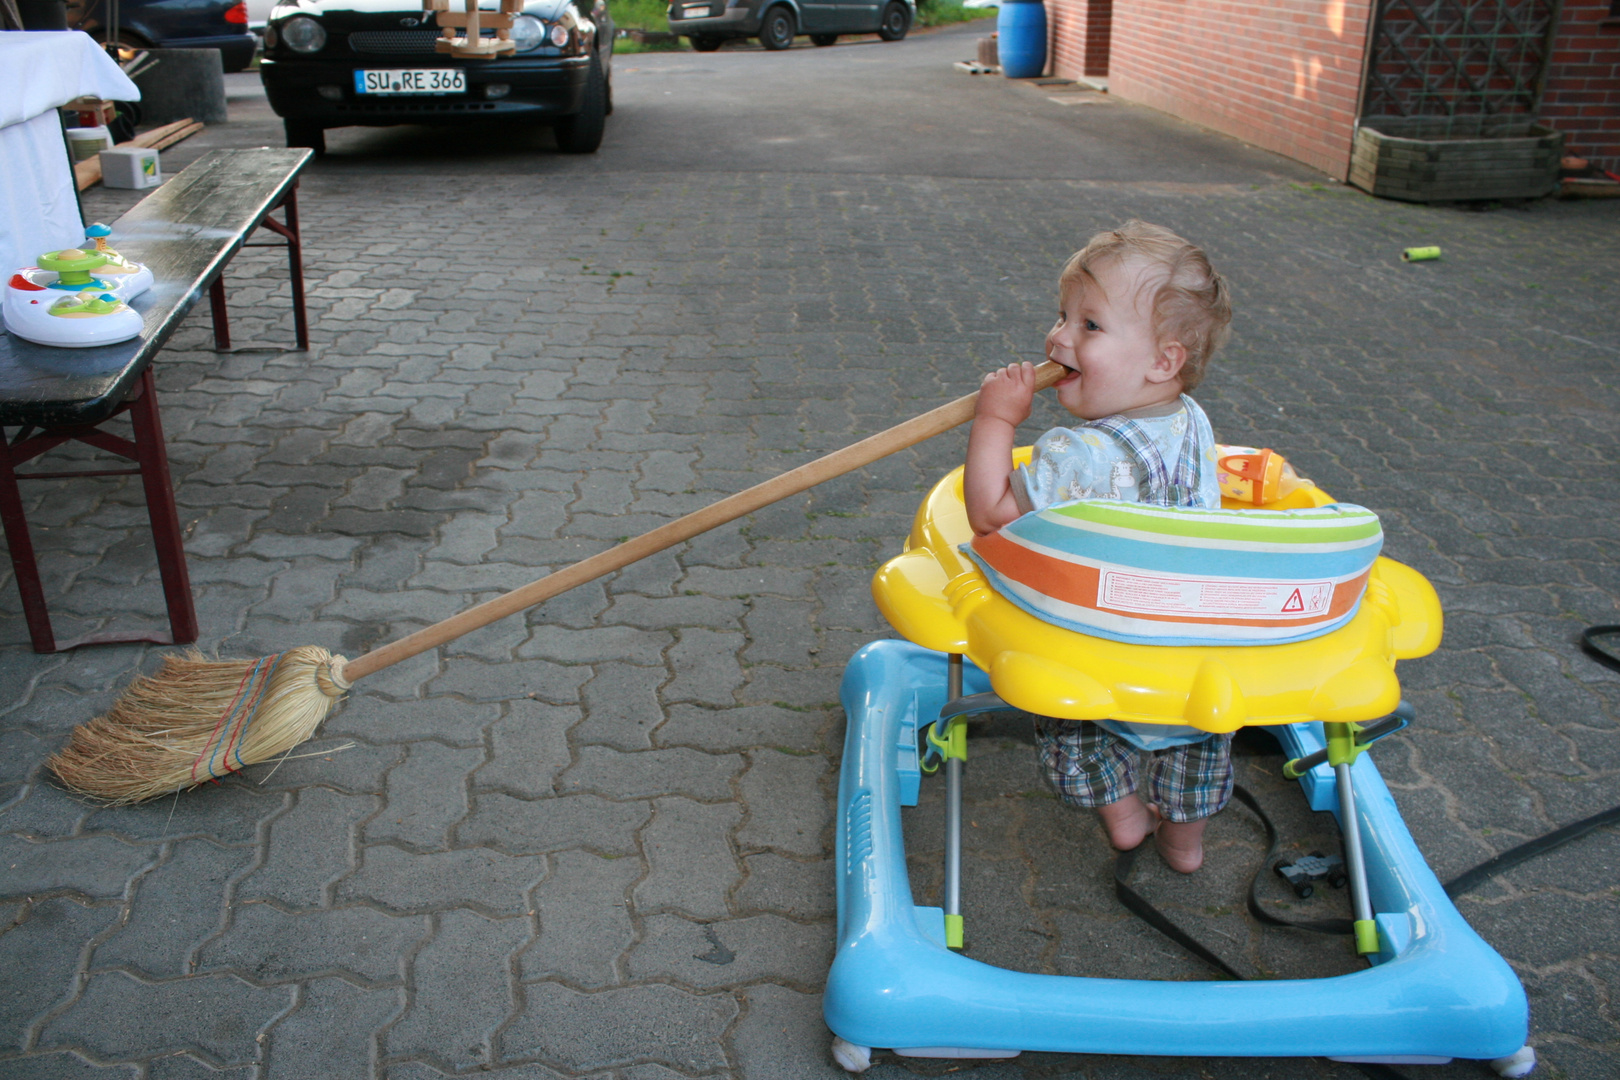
left=270, top=0, right=572, bottom=20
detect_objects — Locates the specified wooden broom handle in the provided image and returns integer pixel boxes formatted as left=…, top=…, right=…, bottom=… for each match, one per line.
left=342, top=361, right=1066, bottom=682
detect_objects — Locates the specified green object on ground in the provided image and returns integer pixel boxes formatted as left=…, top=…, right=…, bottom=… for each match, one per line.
left=1401, top=246, right=1442, bottom=262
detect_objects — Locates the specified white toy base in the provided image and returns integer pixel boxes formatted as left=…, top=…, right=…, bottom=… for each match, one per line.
left=4, top=273, right=143, bottom=348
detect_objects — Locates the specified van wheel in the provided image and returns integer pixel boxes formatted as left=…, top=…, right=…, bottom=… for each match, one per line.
left=811, top=33, right=837, bottom=46
left=759, top=6, right=795, bottom=50
left=689, top=33, right=723, bottom=51
left=284, top=119, right=325, bottom=156
left=877, top=1, right=909, bottom=40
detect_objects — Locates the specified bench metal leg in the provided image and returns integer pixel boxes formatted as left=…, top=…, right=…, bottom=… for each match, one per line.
left=0, top=369, right=197, bottom=652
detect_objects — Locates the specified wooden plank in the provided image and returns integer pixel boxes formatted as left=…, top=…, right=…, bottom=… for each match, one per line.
left=74, top=119, right=203, bottom=192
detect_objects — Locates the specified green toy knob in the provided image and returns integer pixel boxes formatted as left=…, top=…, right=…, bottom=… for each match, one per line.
left=38, top=247, right=111, bottom=289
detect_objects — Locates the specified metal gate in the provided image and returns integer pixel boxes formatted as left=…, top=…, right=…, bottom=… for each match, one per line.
left=1359, top=0, right=1561, bottom=136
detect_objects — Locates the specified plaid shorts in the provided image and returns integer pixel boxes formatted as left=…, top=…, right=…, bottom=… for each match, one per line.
left=1034, top=717, right=1234, bottom=823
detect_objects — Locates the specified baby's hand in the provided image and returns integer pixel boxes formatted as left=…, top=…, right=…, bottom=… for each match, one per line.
left=976, top=362, right=1038, bottom=428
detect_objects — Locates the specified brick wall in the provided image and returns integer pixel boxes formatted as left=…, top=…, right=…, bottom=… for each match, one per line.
left=1541, top=0, right=1620, bottom=172
left=1048, top=0, right=1112, bottom=79
left=1091, top=0, right=1377, bottom=179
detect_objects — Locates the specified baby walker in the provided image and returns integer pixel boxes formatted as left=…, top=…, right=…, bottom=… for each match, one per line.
left=3, top=224, right=152, bottom=348
left=825, top=447, right=1533, bottom=1074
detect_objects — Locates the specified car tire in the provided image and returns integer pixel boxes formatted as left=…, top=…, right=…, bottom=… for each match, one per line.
left=284, top=118, right=325, bottom=157
left=810, top=33, right=837, bottom=46
left=759, top=6, right=795, bottom=50
left=877, top=1, right=909, bottom=41
left=689, top=33, right=723, bottom=51
left=553, top=54, right=607, bottom=154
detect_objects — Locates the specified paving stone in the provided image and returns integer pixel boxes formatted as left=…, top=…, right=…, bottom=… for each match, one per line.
left=38, top=970, right=289, bottom=1064
left=517, top=849, right=641, bottom=988
left=387, top=908, right=529, bottom=1071
left=386, top=1063, right=572, bottom=1079
left=266, top=977, right=399, bottom=1079
left=457, top=793, right=648, bottom=857
left=0, top=835, right=156, bottom=900
left=736, top=750, right=832, bottom=857
left=198, top=901, right=428, bottom=984
left=657, top=703, right=828, bottom=754
left=82, top=783, right=285, bottom=846
left=558, top=746, right=740, bottom=801
left=428, top=658, right=591, bottom=705
left=732, top=984, right=848, bottom=1080
left=627, top=913, right=830, bottom=990
left=735, top=853, right=835, bottom=919
left=0, top=898, right=121, bottom=1049
left=500, top=982, right=736, bottom=1073
left=325, top=694, right=499, bottom=746
left=236, top=787, right=376, bottom=907
left=0, top=1051, right=139, bottom=1077
left=662, top=628, right=745, bottom=706
left=337, top=843, right=547, bottom=914
left=233, top=736, right=404, bottom=796
left=141, top=1052, right=255, bottom=1078
left=475, top=700, right=576, bottom=798
left=634, top=798, right=742, bottom=919
left=517, top=625, right=670, bottom=665
left=574, top=662, right=665, bottom=750
left=93, top=839, right=257, bottom=978
left=366, top=741, right=486, bottom=850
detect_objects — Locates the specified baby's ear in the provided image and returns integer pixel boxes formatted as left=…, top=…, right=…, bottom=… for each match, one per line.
left=1148, top=341, right=1188, bottom=385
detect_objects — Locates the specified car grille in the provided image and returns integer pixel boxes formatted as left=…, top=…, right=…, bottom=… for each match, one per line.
left=348, top=30, right=449, bottom=55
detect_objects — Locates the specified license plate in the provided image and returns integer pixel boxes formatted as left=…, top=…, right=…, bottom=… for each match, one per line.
left=682, top=4, right=710, bottom=15
left=354, top=69, right=466, bottom=95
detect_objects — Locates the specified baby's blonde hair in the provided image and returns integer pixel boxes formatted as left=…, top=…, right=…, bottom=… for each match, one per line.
left=1059, top=221, right=1231, bottom=391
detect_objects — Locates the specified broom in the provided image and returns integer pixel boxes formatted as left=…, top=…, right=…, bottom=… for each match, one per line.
left=48, top=362, right=1066, bottom=803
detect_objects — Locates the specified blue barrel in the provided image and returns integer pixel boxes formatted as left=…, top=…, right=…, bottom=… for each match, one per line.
left=997, top=0, right=1047, bottom=79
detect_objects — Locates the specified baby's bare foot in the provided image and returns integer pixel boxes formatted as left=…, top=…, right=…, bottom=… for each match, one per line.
left=1155, top=818, right=1206, bottom=873
left=1097, top=794, right=1158, bottom=851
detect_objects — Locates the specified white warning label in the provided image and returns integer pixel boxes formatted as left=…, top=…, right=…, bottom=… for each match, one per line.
left=1100, top=571, right=1334, bottom=619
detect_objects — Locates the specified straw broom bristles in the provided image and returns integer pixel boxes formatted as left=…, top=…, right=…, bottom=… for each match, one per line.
left=43, top=364, right=1063, bottom=805
left=47, top=646, right=351, bottom=804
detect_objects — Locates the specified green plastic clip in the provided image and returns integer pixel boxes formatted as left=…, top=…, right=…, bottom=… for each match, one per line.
left=945, top=913, right=964, bottom=950
left=1354, top=918, right=1380, bottom=956
left=922, top=715, right=968, bottom=774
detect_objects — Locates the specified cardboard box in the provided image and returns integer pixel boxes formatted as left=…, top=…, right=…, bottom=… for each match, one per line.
left=100, top=147, right=163, bottom=190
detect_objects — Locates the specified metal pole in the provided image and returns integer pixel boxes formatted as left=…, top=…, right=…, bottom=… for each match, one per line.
left=1335, top=760, right=1379, bottom=955
left=943, top=654, right=964, bottom=949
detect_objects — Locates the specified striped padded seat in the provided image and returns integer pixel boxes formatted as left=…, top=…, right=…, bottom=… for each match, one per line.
left=966, top=500, right=1384, bottom=648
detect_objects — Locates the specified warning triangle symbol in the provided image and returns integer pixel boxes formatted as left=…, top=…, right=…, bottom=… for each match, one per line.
left=1281, top=588, right=1305, bottom=613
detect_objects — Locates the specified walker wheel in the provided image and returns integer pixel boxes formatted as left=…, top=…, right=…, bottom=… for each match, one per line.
left=1490, top=1045, right=1536, bottom=1077
left=831, top=1036, right=873, bottom=1073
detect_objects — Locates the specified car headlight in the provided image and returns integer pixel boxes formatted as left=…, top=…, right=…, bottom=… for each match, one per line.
left=548, top=21, right=570, bottom=47
left=509, top=14, right=544, bottom=51
left=280, top=15, right=327, bottom=53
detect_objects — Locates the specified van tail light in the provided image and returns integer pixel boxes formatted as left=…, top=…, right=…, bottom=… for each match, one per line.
left=226, top=2, right=249, bottom=23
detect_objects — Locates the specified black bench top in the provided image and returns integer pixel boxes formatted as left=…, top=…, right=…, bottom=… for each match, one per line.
left=0, top=148, right=312, bottom=428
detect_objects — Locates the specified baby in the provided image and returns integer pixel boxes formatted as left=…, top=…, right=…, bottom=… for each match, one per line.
left=964, top=220, right=1233, bottom=872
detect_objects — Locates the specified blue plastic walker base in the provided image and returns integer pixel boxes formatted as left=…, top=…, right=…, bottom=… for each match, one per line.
left=827, top=640, right=1529, bottom=1066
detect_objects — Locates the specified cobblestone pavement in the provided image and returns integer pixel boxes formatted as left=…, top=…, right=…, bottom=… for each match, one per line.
left=3, top=24, right=1618, bottom=1080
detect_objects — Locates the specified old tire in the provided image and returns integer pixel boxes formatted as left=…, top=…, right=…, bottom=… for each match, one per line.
left=553, top=55, right=606, bottom=153
left=810, top=33, right=837, bottom=46
left=284, top=118, right=325, bottom=157
left=759, top=6, right=795, bottom=50
left=689, top=33, right=723, bottom=51
left=877, top=0, right=909, bottom=40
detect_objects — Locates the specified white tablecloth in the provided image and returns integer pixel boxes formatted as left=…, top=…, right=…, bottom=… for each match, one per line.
left=0, top=31, right=140, bottom=274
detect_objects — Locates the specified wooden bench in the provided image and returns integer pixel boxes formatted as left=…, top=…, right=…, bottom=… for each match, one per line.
left=0, top=148, right=312, bottom=652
